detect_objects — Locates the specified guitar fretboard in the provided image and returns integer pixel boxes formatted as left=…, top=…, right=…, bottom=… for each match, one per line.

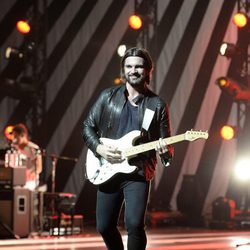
left=124, top=133, right=185, bottom=158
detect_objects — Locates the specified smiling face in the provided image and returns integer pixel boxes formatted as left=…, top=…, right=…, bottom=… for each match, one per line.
left=123, top=56, right=147, bottom=86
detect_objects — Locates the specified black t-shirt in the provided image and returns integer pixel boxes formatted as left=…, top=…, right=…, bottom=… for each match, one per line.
left=116, top=100, right=146, bottom=179
left=116, top=100, right=139, bottom=138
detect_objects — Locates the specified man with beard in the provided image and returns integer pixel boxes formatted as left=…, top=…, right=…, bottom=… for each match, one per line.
left=82, top=47, right=173, bottom=250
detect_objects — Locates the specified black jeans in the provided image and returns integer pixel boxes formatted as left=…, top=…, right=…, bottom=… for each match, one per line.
left=96, top=175, right=150, bottom=250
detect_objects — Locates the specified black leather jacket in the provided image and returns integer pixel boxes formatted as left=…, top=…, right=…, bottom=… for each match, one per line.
left=82, top=84, right=173, bottom=180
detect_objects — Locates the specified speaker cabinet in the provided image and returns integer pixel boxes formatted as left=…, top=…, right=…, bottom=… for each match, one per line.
left=0, top=167, right=26, bottom=188
left=176, top=175, right=204, bottom=216
left=0, top=187, right=30, bottom=238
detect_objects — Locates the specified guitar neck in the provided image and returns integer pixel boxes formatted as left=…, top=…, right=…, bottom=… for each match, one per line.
left=124, top=133, right=186, bottom=158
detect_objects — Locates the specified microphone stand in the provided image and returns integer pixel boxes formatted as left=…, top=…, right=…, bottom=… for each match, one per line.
left=42, top=151, right=78, bottom=217
left=42, top=151, right=78, bottom=194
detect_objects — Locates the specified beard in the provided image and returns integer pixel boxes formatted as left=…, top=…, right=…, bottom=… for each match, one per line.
left=125, top=73, right=146, bottom=86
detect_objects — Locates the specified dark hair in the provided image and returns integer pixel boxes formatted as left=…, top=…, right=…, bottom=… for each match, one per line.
left=12, top=123, right=28, bottom=136
left=120, top=47, right=153, bottom=84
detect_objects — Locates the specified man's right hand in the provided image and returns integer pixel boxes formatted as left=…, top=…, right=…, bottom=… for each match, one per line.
left=96, top=144, right=123, bottom=164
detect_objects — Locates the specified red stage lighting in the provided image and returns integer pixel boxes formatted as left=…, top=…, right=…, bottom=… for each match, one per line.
left=128, top=15, right=142, bottom=30
left=16, top=20, right=31, bottom=34
left=233, top=13, right=248, bottom=28
left=216, top=77, right=241, bottom=97
left=220, top=125, right=236, bottom=140
left=216, top=77, right=250, bottom=102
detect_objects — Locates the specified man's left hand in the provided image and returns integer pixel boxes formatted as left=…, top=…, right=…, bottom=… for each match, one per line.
left=155, top=138, right=168, bottom=155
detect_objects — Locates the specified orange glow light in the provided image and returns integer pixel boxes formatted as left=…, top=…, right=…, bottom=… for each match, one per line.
left=233, top=13, right=248, bottom=28
left=128, top=15, right=142, bottom=30
left=4, top=125, right=14, bottom=141
left=219, top=79, right=227, bottom=87
left=220, top=125, right=235, bottom=140
left=217, top=78, right=229, bottom=88
left=16, top=20, right=31, bottom=34
left=114, top=77, right=122, bottom=85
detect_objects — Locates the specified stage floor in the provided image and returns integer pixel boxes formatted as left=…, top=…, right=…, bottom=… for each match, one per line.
left=1, top=227, right=250, bottom=250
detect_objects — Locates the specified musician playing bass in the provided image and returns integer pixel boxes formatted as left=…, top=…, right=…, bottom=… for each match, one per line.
left=82, top=47, right=174, bottom=250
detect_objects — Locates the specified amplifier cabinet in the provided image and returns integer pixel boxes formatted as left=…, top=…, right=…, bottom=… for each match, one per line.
left=0, top=167, right=26, bottom=189
left=0, top=187, right=30, bottom=238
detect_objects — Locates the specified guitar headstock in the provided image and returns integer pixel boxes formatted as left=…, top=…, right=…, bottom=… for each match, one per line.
left=185, top=130, right=209, bottom=141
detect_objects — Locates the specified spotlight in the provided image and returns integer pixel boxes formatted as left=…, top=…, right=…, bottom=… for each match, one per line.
left=117, top=45, right=127, bottom=57
left=128, top=15, right=143, bottom=30
left=216, top=77, right=240, bottom=98
left=16, top=20, right=31, bottom=34
left=234, top=157, right=250, bottom=181
left=216, top=77, right=229, bottom=88
left=220, top=125, right=237, bottom=140
left=4, top=125, right=14, bottom=141
left=113, top=77, right=122, bottom=85
left=233, top=12, right=248, bottom=28
left=219, top=43, right=240, bottom=58
left=216, top=77, right=250, bottom=102
left=5, top=47, right=24, bottom=59
left=5, top=42, right=35, bottom=60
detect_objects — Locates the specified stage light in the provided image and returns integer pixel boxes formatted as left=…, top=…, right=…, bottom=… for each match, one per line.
left=16, top=20, right=31, bottom=34
left=220, top=125, right=236, bottom=140
left=128, top=15, right=142, bottom=30
left=216, top=77, right=229, bottom=88
left=5, top=41, right=35, bottom=61
left=113, top=77, right=122, bottom=85
left=233, top=12, right=248, bottom=28
left=4, top=125, right=14, bottom=141
left=5, top=47, right=24, bottom=59
left=216, top=77, right=240, bottom=97
left=216, top=77, right=250, bottom=102
left=234, top=157, right=250, bottom=181
left=219, top=43, right=239, bottom=58
left=117, top=44, right=127, bottom=57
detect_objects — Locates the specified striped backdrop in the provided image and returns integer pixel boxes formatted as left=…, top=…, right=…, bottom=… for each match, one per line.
left=0, top=0, right=245, bottom=221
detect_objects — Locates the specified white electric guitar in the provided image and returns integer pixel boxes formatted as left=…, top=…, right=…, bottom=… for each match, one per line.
left=86, top=130, right=208, bottom=185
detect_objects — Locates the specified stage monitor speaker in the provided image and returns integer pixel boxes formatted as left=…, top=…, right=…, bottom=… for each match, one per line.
left=0, top=187, right=30, bottom=238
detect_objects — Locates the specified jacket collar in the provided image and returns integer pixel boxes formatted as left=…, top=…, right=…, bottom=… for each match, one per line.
left=122, top=83, right=149, bottom=104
